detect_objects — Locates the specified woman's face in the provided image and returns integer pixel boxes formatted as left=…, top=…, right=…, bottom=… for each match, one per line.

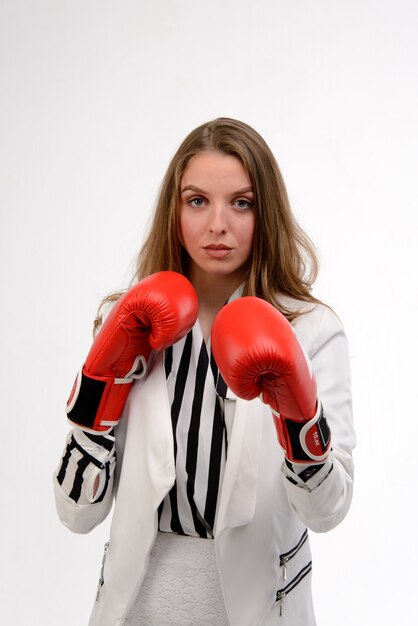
left=179, top=151, right=256, bottom=286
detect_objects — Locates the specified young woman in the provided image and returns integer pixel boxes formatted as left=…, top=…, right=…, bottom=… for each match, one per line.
left=54, top=118, right=355, bottom=626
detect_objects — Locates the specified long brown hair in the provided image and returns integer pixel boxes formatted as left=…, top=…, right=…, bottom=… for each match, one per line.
left=94, top=118, right=321, bottom=334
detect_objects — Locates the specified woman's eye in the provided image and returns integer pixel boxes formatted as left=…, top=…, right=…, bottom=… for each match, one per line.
left=234, top=198, right=254, bottom=209
left=188, top=197, right=205, bottom=207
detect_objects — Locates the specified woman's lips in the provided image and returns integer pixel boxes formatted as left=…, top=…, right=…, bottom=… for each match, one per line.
left=203, top=244, right=232, bottom=259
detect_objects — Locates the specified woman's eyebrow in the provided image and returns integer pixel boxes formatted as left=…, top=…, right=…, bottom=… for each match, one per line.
left=181, top=185, right=254, bottom=194
left=181, top=185, right=204, bottom=194
left=232, top=186, right=254, bottom=195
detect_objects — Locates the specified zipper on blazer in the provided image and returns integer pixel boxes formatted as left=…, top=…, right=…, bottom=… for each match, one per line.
left=95, top=542, right=109, bottom=601
left=279, top=529, right=308, bottom=581
left=276, top=561, right=312, bottom=616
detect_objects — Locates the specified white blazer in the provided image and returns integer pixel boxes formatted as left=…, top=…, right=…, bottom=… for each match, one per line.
left=54, top=297, right=356, bottom=626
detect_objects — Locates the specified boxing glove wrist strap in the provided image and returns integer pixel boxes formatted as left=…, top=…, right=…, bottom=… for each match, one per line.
left=66, top=356, right=147, bottom=433
left=272, top=401, right=331, bottom=464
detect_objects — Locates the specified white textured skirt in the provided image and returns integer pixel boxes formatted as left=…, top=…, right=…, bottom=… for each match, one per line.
left=124, top=532, right=229, bottom=625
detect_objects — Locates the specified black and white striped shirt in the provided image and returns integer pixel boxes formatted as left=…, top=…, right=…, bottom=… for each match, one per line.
left=158, top=319, right=231, bottom=538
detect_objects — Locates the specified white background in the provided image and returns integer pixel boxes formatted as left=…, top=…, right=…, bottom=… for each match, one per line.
left=1, top=1, right=417, bottom=624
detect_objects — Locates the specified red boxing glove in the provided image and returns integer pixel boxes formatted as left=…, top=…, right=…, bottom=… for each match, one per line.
left=211, top=297, right=331, bottom=463
left=66, top=271, right=198, bottom=433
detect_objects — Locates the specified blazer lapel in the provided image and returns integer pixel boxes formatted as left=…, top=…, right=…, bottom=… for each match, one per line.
left=214, top=396, right=263, bottom=534
left=93, top=352, right=175, bottom=626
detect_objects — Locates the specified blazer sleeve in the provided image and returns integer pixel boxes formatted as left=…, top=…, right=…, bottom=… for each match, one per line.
left=53, top=428, right=116, bottom=534
left=54, top=300, right=119, bottom=534
left=281, top=304, right=356, bottom=532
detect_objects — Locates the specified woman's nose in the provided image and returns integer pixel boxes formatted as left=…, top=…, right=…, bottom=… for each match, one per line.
left=208, top=205, right=228, bottom=234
